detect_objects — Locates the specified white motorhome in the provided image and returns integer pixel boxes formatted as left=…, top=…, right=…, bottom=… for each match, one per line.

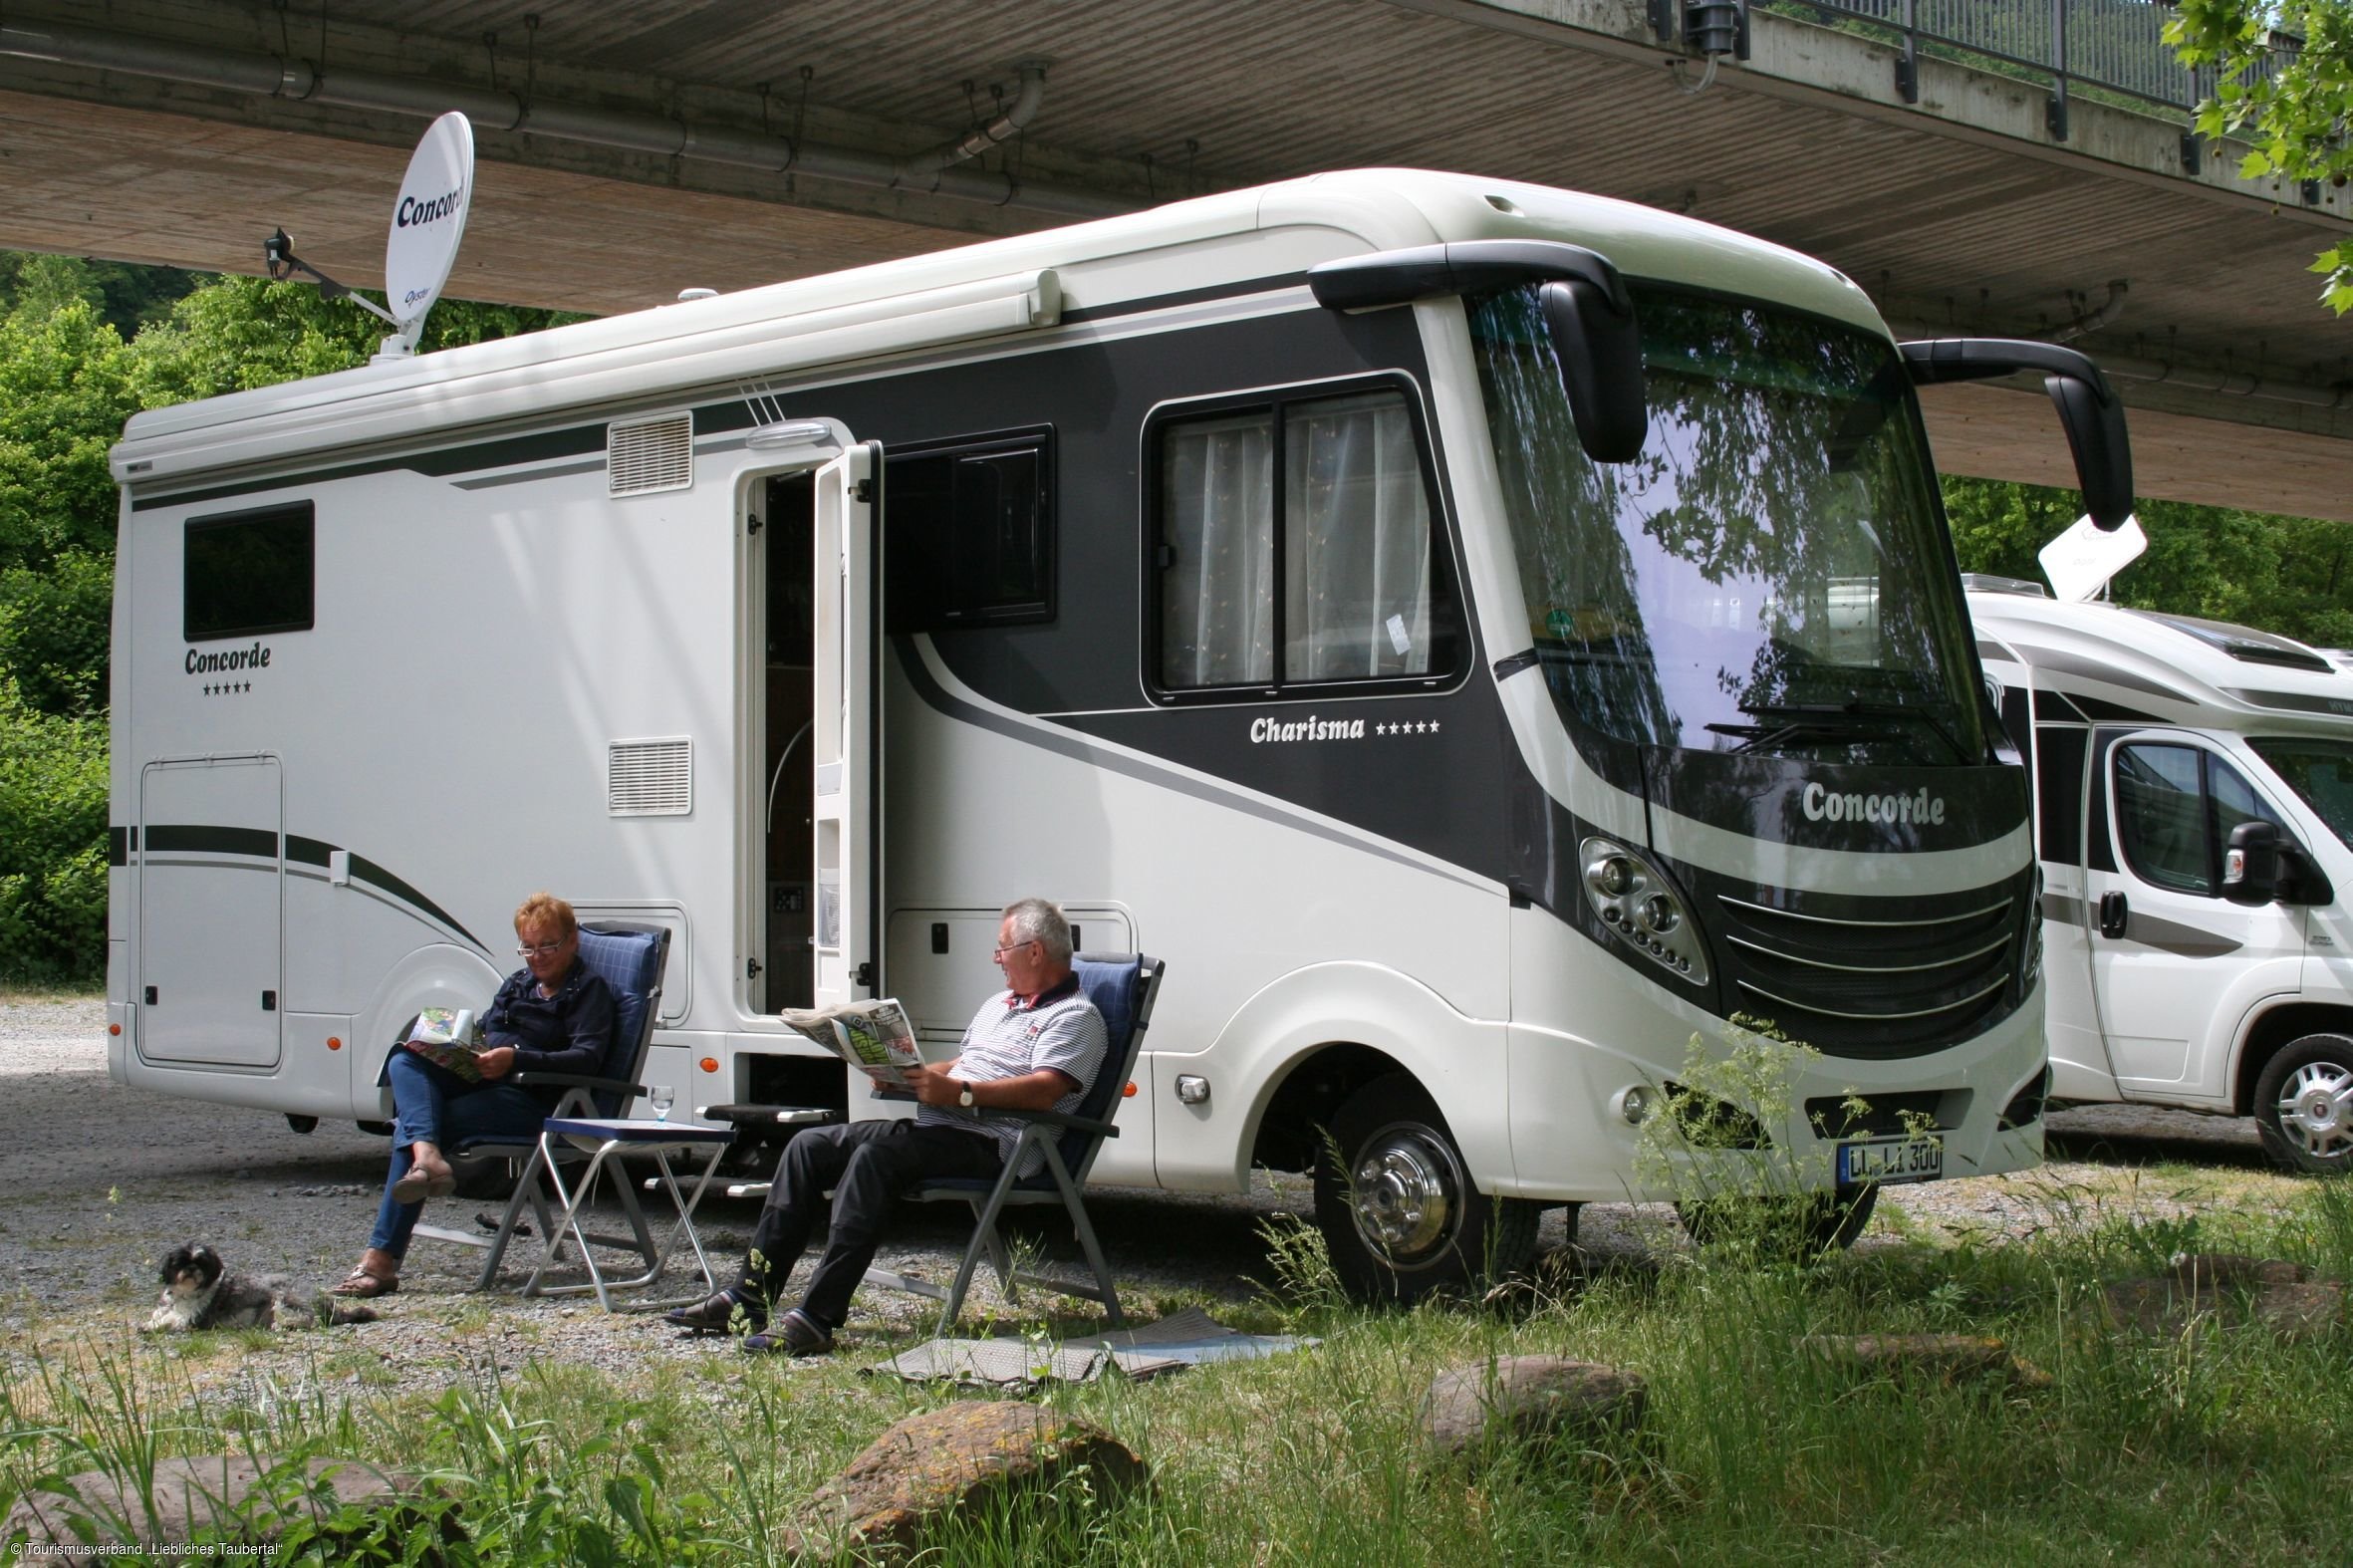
left=108, top=169, right=2109, bottom=1297
left=1971, top=577, right=2353, bottom=1171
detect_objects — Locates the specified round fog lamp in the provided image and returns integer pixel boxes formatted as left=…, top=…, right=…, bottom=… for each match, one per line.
left=1621, top=1085, right=1652, bottom=1125
left=1638, top=894, right=1680, bottom=934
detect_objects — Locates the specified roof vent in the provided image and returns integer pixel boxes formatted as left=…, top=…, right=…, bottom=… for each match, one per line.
left=609, top=412, right=693, bottom=496
left=608, top=737, right=692, bottom=816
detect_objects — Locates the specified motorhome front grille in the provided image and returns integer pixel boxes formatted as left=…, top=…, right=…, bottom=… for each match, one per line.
left=608, top=737, right=692, bottom=816
left=1703, top=880, right=2021, bottom=1060
left=608, top=412, right=693, bottom=495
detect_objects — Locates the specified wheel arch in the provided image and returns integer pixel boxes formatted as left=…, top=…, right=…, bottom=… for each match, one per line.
left=2232, top=1002, right=2353, bottom=1116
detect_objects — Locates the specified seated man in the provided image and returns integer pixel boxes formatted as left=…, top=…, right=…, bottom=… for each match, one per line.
left=666, top=896, right=1106, bottom=1355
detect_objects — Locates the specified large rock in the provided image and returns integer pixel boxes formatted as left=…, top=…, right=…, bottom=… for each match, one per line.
left=2, top=1453, right=443, bottom=1549
left=1419, top=1355, right=1647, bottom=1459
left=786, top=1400, right=1145, bottom=1562
left=2103, top=1254, right=2345, bottom=1341
left=1798, top=1333, right=2052, bottom=1390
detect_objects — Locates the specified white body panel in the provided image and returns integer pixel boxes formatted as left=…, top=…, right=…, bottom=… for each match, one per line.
left=105, top=171, right=2042, bottom=1211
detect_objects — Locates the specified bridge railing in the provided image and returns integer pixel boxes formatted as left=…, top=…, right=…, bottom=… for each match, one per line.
left=1779, top=0, right=2296, bottom=137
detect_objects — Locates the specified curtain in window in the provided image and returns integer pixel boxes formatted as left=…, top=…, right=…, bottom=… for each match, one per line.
left=1161, top=413, right=1274, bottom=686
left=1285, top=392, right=1432, bottom=681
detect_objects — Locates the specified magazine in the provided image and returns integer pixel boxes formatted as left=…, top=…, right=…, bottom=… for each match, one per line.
left=402, top=1006, right=488, bottom=1083
left=777, top=998, right=945, bottom=1091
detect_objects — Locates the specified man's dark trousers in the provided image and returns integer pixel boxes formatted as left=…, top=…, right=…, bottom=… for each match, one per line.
left=738, top=1118, right=1001, bottom=1329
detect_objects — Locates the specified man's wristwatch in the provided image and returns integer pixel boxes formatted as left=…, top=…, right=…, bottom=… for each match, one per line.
left=957, top=1080, right=975, bottom=1108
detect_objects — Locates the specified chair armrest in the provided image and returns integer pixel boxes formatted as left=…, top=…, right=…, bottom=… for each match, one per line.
left=975, top=1104, right=1120, bottom=1139
left=510, top=1071, right=647, bottom=1097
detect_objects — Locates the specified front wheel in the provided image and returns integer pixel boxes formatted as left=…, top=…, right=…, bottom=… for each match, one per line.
left=1312, top=1073, right=1539, bottom=1304
left=2254, top=1033, right=2353, bottom=1174
left=1677, top=1184, right=1880, bottom=1257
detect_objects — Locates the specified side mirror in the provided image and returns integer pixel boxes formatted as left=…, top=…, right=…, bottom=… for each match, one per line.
left=1900, top=338, right=2134, bottom=530
left=2222, top=819, right=2281, bottom=905
left=1538, top=277, right=1647, bottom=464
left=1306, top=239, right=1648, bottom=464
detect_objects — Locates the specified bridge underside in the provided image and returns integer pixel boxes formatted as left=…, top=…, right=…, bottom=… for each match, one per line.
left=1, top=0, right=2347, bottom=521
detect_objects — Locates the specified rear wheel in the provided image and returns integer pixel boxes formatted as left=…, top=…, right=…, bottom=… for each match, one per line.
left=1677, top=1184, right=1880, bottom=1256
left=1312, top=1073, right=1539, bottom=1304
left=2254, top=1033, right=2353, bottom=1174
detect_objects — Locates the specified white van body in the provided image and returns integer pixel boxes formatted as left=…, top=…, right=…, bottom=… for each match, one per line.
left=1970, top=578, right=2353, bottom=1169
left=108, top=169, right=2052, bottom=1292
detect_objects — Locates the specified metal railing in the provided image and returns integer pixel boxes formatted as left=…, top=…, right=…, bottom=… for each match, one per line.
left=1768, top=1, right=2297, bottom=141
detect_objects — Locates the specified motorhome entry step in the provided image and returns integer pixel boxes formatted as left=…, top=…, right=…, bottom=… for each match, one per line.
left=697, top=1103, right=840, bottom=1129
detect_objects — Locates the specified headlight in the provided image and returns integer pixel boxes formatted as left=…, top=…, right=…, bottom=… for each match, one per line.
left=1580, top=837, right=1708, bottom=983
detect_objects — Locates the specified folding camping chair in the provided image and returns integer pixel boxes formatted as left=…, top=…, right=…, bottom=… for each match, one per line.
left=405, top=923, right=674, bottom=1289
left=863, top=951, right=1163, bottom=1334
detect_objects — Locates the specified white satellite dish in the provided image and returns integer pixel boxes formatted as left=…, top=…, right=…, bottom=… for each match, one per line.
left=2039, top=511, right=2148, bottom=603
left=380, top=112, right=475, bottom=355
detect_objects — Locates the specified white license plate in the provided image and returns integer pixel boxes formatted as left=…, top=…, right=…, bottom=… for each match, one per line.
left=1837, top=1136, right=1944, bottom=1185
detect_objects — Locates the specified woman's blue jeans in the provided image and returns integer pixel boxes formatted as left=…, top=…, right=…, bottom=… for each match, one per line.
left=369, top=1050, right=548, bottom=1260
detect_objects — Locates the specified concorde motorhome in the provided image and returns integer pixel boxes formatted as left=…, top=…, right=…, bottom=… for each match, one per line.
left=108, top=170, right=2124, bottom=1296
left=1972, top=579, right=2353, bottom=1172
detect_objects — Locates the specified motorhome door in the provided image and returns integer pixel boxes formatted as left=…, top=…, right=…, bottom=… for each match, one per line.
left=136, top=754, right=284, bottom=1067
left=811, top=441, right=882, bottom=1009
left=2085, top=728, right=2304, bottom=1093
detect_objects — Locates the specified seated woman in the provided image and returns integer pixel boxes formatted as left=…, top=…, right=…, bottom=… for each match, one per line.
left=332, top=892, right=616, bottom=1298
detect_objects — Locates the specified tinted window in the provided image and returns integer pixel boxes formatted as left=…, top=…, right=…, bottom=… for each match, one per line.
left=886, top=431, right=1053, bottom=629
left=2034, top=724, right=2086, bottom=865
left=184, top=503, right=314, bottom=642
left=1153, top=385, right=1449, bottom=695
left=2114, top=742, right=2285, bottom=898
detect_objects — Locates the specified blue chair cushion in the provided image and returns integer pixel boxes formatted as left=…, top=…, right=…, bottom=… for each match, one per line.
left=576, top=926, right=665, bottom=1112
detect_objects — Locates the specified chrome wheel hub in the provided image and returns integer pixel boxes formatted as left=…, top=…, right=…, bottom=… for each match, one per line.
left=2277, top=1060, right=2353, bottom=1160
left=1350, top=1124, right=1464, bottom=1265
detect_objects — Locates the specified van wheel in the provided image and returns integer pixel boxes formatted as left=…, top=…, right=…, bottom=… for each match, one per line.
left=2254, top=1033, right=2353, bottom=1173
left=1312, top=1073, right=1538, bottom=1304
left=1677, top=1185, right=1880, bottom=1256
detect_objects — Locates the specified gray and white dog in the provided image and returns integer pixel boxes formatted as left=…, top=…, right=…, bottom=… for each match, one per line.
left=143, top=1242, right=378, bottom=1332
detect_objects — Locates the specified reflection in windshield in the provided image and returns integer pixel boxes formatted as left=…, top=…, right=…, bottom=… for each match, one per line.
left=2249, top=737, right=2353, bottom=850
left=1468, top=287, right=1985, bottom=765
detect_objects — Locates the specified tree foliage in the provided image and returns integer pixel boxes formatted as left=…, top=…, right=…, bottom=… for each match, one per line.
left=2167, top=0, right=2353, bottom=312
left=1946, top=476, right=2353, bottom=647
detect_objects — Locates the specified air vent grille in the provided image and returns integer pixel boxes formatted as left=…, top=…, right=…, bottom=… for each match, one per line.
left=608, top=737, right=691, bottom=816
left=608, top=412, right=693, bottom=495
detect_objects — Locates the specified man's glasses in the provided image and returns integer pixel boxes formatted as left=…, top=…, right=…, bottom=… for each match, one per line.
left=991, top=939, right=1038, bottom=961
left=517, top=939, right=566, bottom=957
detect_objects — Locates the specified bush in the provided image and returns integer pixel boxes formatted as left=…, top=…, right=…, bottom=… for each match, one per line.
left=0, top=673, right=107, bottom=982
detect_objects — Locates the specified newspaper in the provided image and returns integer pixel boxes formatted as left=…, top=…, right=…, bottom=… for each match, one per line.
left=402, top=1006, right=488, bottom=1083
left=778, top=998, right=936, bottom=1091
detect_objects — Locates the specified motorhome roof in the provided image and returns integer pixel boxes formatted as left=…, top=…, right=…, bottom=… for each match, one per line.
left=1967, top=589, right=2353, bottom=733
left=113, top=168, right=1879, bottom=491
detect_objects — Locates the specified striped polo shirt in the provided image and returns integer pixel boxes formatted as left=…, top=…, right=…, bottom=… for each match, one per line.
left=916, top=974, right=1107, bottom=1176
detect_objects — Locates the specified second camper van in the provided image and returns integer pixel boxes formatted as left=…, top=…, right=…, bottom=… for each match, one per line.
left=1972, top=578, right=2353, bottom=1171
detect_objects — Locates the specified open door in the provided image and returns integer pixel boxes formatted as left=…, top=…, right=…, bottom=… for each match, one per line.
left=810, top=441, right=882, bottom=1011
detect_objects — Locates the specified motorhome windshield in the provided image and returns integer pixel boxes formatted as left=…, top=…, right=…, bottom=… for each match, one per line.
left=1469, top=286, right=1985, bottom=765
left=2249, top=737, right=2353, bottom=850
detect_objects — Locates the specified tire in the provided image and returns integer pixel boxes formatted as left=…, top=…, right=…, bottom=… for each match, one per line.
left=1312, top=1073, right=1540, bottom=1304
left=2253, top=1032, right=2353, bottom=1174
left=1677, top=1184, right=1881, bottom=1256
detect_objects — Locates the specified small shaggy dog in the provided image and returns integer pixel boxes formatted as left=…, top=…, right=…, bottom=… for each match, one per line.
left=142, top=1242, right=379, bottom=1332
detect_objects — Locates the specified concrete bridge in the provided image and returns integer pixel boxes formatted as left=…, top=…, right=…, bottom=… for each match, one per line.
left=2, top=0, right=2346, bottom=521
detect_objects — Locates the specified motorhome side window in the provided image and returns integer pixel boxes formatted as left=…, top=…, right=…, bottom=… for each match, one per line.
left=183, top=502, right=315, bottom=642
left=2113, top=742, right=2281, bottom=897
left=1151, top=384, right=1452, bottom=696
left=885, top=430, right=1053, bottom=629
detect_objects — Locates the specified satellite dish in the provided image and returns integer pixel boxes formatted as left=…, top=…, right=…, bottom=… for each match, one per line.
left=2039, top=511, right=2148, bottom=603
left=382, top=112, right=475, bottom=353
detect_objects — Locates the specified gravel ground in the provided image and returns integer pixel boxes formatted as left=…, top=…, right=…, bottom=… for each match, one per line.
left=0, top=996, right=2293, bottom=1404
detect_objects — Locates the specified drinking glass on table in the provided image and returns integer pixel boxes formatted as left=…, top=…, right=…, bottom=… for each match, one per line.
left=650, top=1085, right=674, bottom=1122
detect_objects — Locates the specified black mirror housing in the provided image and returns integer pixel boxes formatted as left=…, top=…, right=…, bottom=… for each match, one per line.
left=1537, top=277, right=1647, bottom=464
left=2223, top=819, right=2282, bottom=905
left=1901, top=338, right=2135, bottom=530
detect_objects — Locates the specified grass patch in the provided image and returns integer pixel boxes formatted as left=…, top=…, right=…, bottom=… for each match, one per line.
left=9, top=1179, right=2353, bottom=1561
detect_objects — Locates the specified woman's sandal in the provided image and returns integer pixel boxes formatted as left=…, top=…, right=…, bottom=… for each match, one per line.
left=390, top=1158, right=457, bottom=1204
left=329, top=1266, right=399, bottom=1299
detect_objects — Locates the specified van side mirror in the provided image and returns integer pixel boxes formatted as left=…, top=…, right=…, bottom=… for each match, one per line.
left=1900, top=339, right=2133, bottom=530
left=1306, top=238, right=1648, bottom=464
left=2223, top=819, right=2281, bottom=905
